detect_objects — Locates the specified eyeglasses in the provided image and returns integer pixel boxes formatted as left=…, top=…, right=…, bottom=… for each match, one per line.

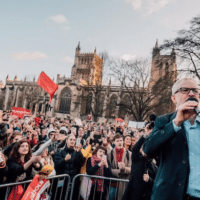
left=174, top=87, right=200, bottom=95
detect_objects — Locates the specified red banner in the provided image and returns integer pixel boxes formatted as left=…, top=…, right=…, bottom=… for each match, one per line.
left=21, top=175, right=50, bottom=200
left=12, top=107, right=31, bottom=119
left=37, top=71, right=58, bottom=102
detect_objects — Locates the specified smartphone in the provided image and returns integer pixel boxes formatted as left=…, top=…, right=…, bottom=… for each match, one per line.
left=0, top=151, right=4, bottom=163
left=102, top=155, right=107, bottom=160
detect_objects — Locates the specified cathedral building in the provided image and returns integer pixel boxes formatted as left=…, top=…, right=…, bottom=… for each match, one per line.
left=0, top=41, right=177, bottom=121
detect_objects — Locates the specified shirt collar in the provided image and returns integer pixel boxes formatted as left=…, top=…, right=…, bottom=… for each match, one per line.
left=184, top=115, right=200, bottom=128
left=196, top=115, right=200, bottom=123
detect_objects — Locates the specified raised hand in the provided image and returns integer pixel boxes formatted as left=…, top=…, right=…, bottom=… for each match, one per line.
left=65, top=154, right=71, bottom=161
left=143, top=171, right=150, bottom=182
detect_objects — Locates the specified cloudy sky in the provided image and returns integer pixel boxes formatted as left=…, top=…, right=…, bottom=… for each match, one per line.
left=0, top=0, right=200, bottom=83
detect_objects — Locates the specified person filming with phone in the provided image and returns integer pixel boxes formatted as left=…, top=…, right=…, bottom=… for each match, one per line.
left=86, top=146, right=112, bottom=200
left=143, top=77, right=200, bottom=200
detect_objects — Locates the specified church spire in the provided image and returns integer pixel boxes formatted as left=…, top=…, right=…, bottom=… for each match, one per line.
left=76, top=41, right=80, bottom=50
left=153, top=39, right=160, bottom=57
left=155, top=39, right=158, bottom=48
left=76, top=41, right=81, bottom=54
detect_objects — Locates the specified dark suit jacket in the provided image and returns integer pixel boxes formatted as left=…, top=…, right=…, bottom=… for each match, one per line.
left=143, top=112, right=190, bottom=200
left=122, top=136, right=157, bottom=200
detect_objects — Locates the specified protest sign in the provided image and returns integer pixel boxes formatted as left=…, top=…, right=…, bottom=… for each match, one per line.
left=12, top=107, right=31, bottom=119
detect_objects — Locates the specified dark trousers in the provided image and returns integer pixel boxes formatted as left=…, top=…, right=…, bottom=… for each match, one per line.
left=183, top=194, right=200, bottom=200
left=89, top=185, right=107, bottom=200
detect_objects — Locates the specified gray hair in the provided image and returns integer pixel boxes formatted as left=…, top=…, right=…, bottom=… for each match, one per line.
left=172, top=77, right=199, bottom=95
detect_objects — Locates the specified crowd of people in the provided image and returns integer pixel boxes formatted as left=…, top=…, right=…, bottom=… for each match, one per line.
left=0, top=110, right=158, bottom=200
left=0, top=77, right=199, bottom=200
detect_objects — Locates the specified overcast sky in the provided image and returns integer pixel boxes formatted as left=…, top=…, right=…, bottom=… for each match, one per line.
left=0, top=0, right=200, bottom=83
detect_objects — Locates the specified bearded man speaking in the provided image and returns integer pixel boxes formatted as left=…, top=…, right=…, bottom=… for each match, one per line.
left=143, top=78, right=200, bottom=200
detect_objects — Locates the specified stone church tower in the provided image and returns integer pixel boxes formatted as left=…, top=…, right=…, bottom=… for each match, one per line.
left=149, top=40, right=177, bottom=115
left=71, top=42, right=103, bottom=86
left=149, top=40, right=177, bottom=87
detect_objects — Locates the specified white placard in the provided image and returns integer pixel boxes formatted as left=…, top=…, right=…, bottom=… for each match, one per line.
left=128, top=121, right=145, bottom=128
left=75, top=118, right=83, bottom=126
left=128, top=121, right=137, bottom=128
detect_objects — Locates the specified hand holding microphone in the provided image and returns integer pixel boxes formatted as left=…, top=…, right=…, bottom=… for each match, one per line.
left=187, top=97, right=200, bottom=115
left=173, top=97, right=199, bottom=126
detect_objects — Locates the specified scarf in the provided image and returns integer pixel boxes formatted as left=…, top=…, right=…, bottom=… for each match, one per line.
left=115, top=148, right=124, bottom=163
left=91, top=155, right=105, bottom=192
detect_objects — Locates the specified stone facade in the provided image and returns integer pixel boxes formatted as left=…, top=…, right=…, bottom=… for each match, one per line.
left=0, top=41, right=177, bottom=120
left=0, top=76, right=50, bottom=114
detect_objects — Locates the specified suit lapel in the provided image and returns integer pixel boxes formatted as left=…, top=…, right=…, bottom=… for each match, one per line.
left=169, top=111, right=188, bottom=142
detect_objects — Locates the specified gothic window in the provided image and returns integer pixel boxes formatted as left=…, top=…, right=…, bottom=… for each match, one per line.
left=165, top=62, right=169, bottom=73
left=38, top=104, right=42, bottom=112
left=59, top=88, right=71, bottom=114
left=0, top=95, right=4, bottom=110
left=96, top=93, right=104, bottom=116
left=18, top=95, right=23, bottom=108
left=109, top=94, right=117, bottom=117
left=119, top=95, right=130, bottom=119
left=26, top=100, right=31, bottom=110
left=32, top=104, right=36, bottom=113
left=85, top=93, right=93, bottom=114
left=45, top=104, right=49, bottom=112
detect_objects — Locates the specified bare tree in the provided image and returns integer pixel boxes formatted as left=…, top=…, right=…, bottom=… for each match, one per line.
left=109, top=58, right=174, bottom=121
left=160, top=15, right=200, bottom=79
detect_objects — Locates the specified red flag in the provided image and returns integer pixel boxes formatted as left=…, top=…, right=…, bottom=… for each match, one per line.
left=34, top=117, right=41, bottom=126
left=37, top=71, right=58, bottom=102
left=12, top=107, right=31, bottom=119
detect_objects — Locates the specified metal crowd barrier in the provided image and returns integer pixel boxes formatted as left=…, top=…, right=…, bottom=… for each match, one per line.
left=69, top=174, right=129, bottom=200
left=0, top=174, right=71, bottom=200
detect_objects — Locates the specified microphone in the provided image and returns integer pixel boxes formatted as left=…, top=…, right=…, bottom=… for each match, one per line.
left=187, top=97, right=200, bottom=115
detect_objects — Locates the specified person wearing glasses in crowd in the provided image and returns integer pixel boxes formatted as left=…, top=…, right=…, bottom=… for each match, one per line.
left=143, top=78, right=200, bottom=200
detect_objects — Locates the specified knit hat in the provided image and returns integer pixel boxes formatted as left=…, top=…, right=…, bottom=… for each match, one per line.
left=59, top=127, right=68, bottom=134
left=39, top=165, right=53, bottom=175
left=47, top=128, right=56, bottom=138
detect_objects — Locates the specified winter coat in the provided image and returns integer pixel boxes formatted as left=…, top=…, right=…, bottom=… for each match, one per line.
left=80, top=145, right=92, bottom=174
left=86, top=157, right=113, bottom=178
left=143, top=112, right=190, bottom=200
left=107, top=147, right=132, bottom=200
left=122, top=136, right=157, bottom=200
left=0, top=165, right=8, bottom=184
left=6, top=158, right=42, bottom=183
left=53, top=146, right=85, bottom=178
left=86, top=156, right=113, bottom=199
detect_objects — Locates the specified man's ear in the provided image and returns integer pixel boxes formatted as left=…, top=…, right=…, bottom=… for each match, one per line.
left=171, top=95, right=176, bottom=104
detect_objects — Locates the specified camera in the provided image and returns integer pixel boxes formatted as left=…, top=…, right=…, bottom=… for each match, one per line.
left=145, top=121, right=155, bottom=130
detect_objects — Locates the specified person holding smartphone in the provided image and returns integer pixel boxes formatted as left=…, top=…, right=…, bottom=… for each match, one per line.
left=86, top=146, right=112, bottom=200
